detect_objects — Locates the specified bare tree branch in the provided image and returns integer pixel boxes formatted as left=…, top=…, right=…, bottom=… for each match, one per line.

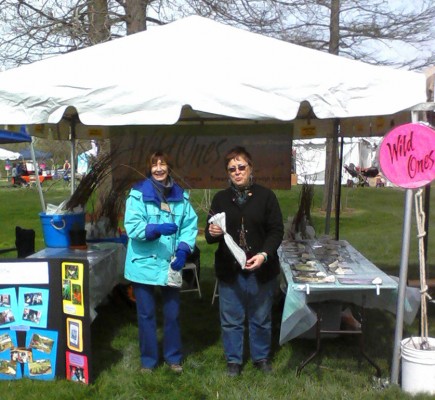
left=0, top=0, right=433, bottom=70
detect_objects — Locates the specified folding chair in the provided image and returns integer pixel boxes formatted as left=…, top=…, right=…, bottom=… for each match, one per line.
left=181, top=262, right=202, bottom=298
left=180, top=245, right=201, bottom=298
left=211, top=278, right=219, bottom=305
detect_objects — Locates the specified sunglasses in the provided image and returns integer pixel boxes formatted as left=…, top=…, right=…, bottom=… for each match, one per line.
left=227, top=164, right=248, bottom=173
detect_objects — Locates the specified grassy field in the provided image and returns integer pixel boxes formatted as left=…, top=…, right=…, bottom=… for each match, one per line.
left=0, top=181, right=434, bottom=399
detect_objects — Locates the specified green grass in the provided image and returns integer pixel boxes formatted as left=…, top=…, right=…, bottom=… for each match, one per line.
left=0, top=182, right=434, bottom=399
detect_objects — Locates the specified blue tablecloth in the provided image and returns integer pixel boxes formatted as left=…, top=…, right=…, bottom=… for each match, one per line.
left=279, top=239, right=420, bottom=344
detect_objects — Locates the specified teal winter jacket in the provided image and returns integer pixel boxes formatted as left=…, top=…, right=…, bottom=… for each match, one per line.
left=124, top=179, right=198, bottom=286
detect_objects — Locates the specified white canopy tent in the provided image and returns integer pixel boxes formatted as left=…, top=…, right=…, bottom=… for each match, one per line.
left=0, top=15, right=426, bottom=194
left=0, top=15, right=426, bottom=133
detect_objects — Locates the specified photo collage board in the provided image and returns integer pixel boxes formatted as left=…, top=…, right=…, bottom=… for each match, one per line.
left=0, top=258, right=92, bottom=383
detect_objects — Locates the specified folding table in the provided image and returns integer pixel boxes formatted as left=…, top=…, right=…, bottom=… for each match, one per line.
left=279, top=239, right=420, bottom=376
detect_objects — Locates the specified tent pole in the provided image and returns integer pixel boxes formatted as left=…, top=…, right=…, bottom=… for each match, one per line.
left=324, top=119, right=339, bottom=235
left=29, top=137, right=46, bottom=212
left=423, top=103, right=434, bottom=292
left=423, top=184, right=430, bottom=282
left=335, top=135, right=344, bottom=240
left=69, top=119, right=77, bottom=195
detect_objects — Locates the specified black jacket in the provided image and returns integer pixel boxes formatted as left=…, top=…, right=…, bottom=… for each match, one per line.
left=205, top=184, right=284, bottom=284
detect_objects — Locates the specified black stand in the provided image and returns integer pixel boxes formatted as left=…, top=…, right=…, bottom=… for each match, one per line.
left=296, top=304, right=381, bottom=377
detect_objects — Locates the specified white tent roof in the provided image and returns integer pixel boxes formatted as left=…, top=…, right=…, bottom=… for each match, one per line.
left=0, top=16, right=426, bottom=128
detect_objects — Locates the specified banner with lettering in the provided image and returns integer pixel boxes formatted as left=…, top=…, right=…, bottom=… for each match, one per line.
left=379, top=123, right=435, bottom=189
left=110, top=124, right=292, bottom=189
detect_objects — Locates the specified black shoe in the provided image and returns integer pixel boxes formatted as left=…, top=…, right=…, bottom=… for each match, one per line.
left=254, top=359, right=272, bottom=374
left=227, top=362, right=241, bottom=377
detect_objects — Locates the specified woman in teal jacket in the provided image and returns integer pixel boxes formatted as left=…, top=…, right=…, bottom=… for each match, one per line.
left=124, top=151, right=198, bottom=373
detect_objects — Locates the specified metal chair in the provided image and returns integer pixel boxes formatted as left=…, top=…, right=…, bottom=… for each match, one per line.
left=181, top=262, right=201, bottom=298
left=211, top=278, right=219, bottom=305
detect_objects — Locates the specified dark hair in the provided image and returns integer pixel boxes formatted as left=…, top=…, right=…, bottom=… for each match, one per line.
left=224, top=146, right=253, bottom=170
left=146, top=151, right=172, bottom=176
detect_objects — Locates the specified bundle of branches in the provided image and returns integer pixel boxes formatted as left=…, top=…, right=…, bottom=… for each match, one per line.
left=290, top=182, right=315, bottom=240
left=89, top=175, right=133, bottom=231
left=95, top=156, right=152, bottom=229
left=65, top=151, right=114, bottom=211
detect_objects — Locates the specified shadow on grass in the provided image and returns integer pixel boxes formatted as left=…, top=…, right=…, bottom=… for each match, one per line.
left=179, top=268, right=221, bottom=357
left=90, top=266, right=222, bottom=378
left=90, top=267, right=257, bottom=374
left=90, top=288, right=137, bottom=379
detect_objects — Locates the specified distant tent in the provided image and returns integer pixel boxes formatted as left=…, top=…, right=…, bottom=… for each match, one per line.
left=293, top=137, right=381, bottom=185
left=0, top=126, right=45, bottom=211
left=19, top=149, right=52, bottom=160
left=0, top=148, right=21, bottom=160
left=0, top=128, right=31, bottom=144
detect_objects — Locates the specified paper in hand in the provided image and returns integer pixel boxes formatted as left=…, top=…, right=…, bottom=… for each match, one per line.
left=209, top=212, right=247, bottom=269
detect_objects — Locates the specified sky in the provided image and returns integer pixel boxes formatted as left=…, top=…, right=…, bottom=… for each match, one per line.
left=384, top=0, right=435, bottom=69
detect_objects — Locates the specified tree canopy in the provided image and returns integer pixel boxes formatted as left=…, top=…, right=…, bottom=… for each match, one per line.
left=0, top=0, right=433, bottom=70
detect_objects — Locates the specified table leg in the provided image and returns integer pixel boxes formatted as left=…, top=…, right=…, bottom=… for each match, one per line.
left=296, top=308, right=322, bottom=376
left=358, top=307, right=382, bottom=377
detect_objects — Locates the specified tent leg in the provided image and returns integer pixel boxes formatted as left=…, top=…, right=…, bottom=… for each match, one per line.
left=69, top=120, right=77, bottom=195
left=335, top=135, right=345, bottom=240
left=324, top=119, right=339, bottom=235
left=30, top=138, right=46, bottom=212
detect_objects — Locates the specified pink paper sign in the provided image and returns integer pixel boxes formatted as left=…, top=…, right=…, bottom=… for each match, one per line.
left=379, top=123, right=435, bottom=189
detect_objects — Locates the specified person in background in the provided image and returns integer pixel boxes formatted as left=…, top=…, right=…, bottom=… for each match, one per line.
left=124, top=150, right=198, bottom=374
left=62, top=160, right=71, bottom=184
left=205, top=146, right=284, bottom=377
left=13, top=162, right=28, bottom=186
left=11, top=163, right=17, bottom=185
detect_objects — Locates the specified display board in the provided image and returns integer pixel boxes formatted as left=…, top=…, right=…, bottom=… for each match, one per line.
left=0, top=258, right=92, bottom=383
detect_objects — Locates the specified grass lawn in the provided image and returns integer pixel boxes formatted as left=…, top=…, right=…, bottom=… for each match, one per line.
left=0, top=181, right=434, bottom=399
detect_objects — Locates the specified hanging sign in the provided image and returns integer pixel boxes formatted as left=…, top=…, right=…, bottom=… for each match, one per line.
left=379, top=123, right=435, bottom=189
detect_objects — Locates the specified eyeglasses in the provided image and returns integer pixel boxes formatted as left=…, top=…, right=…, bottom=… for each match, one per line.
left=227, top=164, right=248, bottom=173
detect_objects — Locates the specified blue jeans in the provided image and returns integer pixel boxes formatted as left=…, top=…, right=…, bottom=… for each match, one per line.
left=133, top=283, right=182, bottom=368
left=219, top=273, right=277, bottom=364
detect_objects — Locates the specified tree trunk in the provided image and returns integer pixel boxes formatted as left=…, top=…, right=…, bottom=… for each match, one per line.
left=125, top=0, right=149, bottom=34
left=88, top=0, right=110, bottom=45
left=322, top=0, right=340, bottom=234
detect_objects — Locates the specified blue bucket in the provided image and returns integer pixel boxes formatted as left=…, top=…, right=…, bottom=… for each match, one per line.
left=39, top=212, right=86, bottom=248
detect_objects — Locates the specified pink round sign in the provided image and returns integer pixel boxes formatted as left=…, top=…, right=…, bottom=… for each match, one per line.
left=379, top=123, right=435, bottom=189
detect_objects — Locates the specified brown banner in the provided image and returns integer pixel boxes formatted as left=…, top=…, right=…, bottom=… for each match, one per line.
left=110, top=124, right=292, bottom=190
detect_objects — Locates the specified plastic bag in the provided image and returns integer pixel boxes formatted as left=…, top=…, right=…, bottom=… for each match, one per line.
left=209, top=212, right=246, bottom=268
left=45, top=200, right=83, bottom=215
left=167, top=267, right=183, bottom=288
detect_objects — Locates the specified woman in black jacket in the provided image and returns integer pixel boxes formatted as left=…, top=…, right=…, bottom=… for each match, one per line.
left=205, top=146, right=284, bottom=377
